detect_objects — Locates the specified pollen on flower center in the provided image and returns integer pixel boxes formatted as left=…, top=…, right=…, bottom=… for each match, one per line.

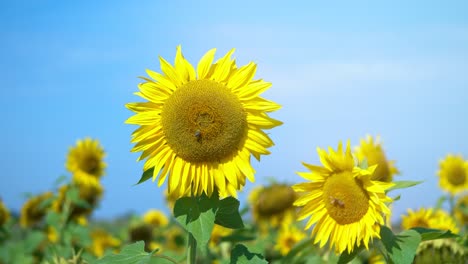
left=161, top=79, right=247, bottom=163
left=322, top=172, right=369, bottom=225
left=448, top=165, right=466, bottom=186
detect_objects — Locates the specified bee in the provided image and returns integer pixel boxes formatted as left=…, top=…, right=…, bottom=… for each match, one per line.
left=194, top=129, right=202, bottom=141
left=329, top=196, right=345, bottom=208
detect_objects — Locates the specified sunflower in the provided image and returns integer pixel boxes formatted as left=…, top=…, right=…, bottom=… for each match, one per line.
left=437, top=154, right=468, bottom=195
left=249, top=184, right=296, bottom=229
left=455, top=194, right=468, bottom=226
left=52, top=174, right=103, bottom=220
left=275, top=225, right=306, bottom=256
left=293, top=141, right=393, bottom=254
left=126, top=46, right=282, bottom=198
left=66, top=138, right=106, bottom=179
left=20, top=192, right=53, bottom=228
left=0, top=199, right=10, bottom=226
left=414, top=238, right=467, bottom=264
left=89, top=229, right=121, bottom=257
left=354, top=135, right=399, bottom=182
left=401, top=208, right=459, bottom=233
left=143, top=209, right=169, bottom=228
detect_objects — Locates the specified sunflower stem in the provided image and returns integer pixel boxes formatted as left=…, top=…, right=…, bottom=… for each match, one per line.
left=187, top=233, right=197, bottom=264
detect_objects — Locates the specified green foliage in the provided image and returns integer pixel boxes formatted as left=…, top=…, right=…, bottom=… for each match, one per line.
left=338, top=245, right=364, bottom=264
left=230, top=244, right=267, bottom=264
left=135, top=168, right=154, bottom=185
left=174, top=193, right=245, bottom=254
left=215, top=197, right=244, bottom=229
left=95, top=241, right=154, bottom=264
left=387, top=181, right=423, bottom=192
left=378, top=226, right=421, bottom=264
left=411, top=227, right=458, bottom=241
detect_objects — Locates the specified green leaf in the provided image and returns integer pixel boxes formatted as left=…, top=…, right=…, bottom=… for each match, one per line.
left=411, top=227, right=458, bottom=241
left=338, top=245, right=365, bottom=264
left=230, top=244, right=267, bottom=264
left=24, top=231, right=46, bottom=253
left=95, top=241, right=153, bottom=264
left=173, top=194, right=218, bottom=253
left=135, top=168, right=154, bottom=185
left=215, top=197, right=244, bottom=229
left=379, top=225, right=421, bottom=264
left=387, top=181, right=423, bottom=192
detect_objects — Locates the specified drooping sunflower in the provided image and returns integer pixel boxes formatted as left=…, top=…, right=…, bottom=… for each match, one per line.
left=125, top=46, right=282, bottom=198
left=401, top=208, right=459, bottom=233
left=66, top=138, right=106, bottom=179
left=0, top=199, right=10, bottom=226
left=354, top=135, right=399, bottom=182
left=293, top=141, right=394, bottom=254
left=437, top=154, right=468, bottom=195
left=143, top=209, right=169, bottom=228
left=275, top=225, right=306, bottom=256
left=249, top=184, right=296, bottom=229
left=20, top=192, right=53, bottom=228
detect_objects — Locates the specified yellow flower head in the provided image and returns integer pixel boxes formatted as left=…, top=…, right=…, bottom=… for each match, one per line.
left=66, top=138, right=106, bottom=178
left=47, top=226, right=59, bottom=243
left=354, top=135, right=399, bottom=182
left=293, top=141, right=394, bottom=254
left=275, top=225, right=306, bottom=256
left=455, top=194, right=468, bottom=226
left=52, top=176, right=103, bottom=220
left=126, top=46, right=282, bottom=198
left=437, top=154, right=468, bottom=195
left=249, top=184, right=296, bottom=228
left=20, top=192, right=53, bottom=228
left=164, top=188, right=179, bottom=211
left=401, top=208, right=459, bottom=233
left=90, top=229, right=121, bottom=257
left=143, top=209, right=169, bottom=228
left=0, top=199, right=10, bottom=226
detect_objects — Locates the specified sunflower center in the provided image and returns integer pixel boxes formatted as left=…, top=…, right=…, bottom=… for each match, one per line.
left=161, top=80, right=247, bottom=163
left=412, top=219, right=429, bottom=228
left=81, top=156, right=99, bottom=175
left=322, top=172, right=370, bottom=225
left=448, top=165, right=466, bottom=186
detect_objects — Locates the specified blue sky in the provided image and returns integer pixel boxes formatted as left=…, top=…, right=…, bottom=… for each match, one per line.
left=1, top=1, right=467, bottom=223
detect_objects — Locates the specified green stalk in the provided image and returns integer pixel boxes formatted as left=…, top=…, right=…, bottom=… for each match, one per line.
left=187, top=233, right=197, bottom=264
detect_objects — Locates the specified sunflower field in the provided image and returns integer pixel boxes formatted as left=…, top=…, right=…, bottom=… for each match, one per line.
left=1, top=46, right=467, bottom=264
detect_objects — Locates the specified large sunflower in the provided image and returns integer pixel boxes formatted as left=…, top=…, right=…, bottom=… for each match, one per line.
left=126, top=46, right=282, bottom=198
left=293, top=141, right=393, bottom=254
left=66, top=138, right=106, bottom=179
left=437, top=154, right=468, bottom=195
left=354, top=135, right=399, bottom=182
